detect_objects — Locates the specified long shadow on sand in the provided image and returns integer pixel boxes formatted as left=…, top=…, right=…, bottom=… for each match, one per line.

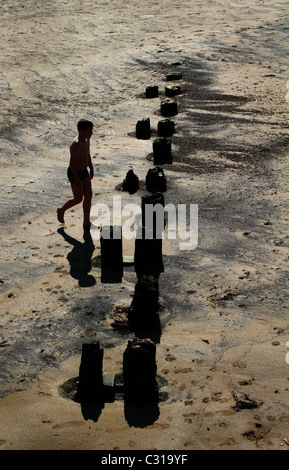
left=80, top=399, right=160, bottom=427
left=59, top=375, right=161, bottom=427
left=57, top=227, right=96, bottom=287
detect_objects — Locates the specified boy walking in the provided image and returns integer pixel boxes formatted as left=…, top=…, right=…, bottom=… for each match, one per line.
left=57, top=119, right=94, bottom=229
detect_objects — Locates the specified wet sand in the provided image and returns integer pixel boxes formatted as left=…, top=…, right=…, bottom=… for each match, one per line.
left=0, top=0, right=289, bottom=451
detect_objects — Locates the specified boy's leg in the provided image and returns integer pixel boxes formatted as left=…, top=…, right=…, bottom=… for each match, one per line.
left=82, top=177, right=93, bottom=227
left=57, top=183, right=83, bottom=223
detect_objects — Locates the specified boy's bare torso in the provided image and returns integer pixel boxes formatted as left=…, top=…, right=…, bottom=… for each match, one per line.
left=70, top=136, right=90, bottom=170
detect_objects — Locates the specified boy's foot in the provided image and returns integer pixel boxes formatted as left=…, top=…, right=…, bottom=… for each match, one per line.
left=57, top=208, right=65, bottom=224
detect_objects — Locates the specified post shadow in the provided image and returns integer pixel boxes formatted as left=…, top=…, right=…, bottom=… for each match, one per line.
left=124, top=401, right=160, bottom=427
left=122, top=338, right=160, bottom=427
left=129, top=315, right=162, bottom=345
left=128, top=273, right=162, bottom=343
left=58, top=340, right=163, bottom=426
left=74, top=342, right=115, bottom=422
left=80, top=401, right=105, bottom=422
left=57, top=227, right=96, bottom=287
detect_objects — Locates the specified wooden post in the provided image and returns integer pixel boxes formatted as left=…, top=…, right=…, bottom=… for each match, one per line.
left=146, top=167, right=167, bottom=193
left=166, top=72, right=182, bottom=81
left=122, top=169, right=139, bottom=194
left=146, top=85, right=159, bottom=98
left=157, top=119, right=175, bottom=137
left=160, top=99, right=178, bottom=117
left=134, top=236, right=164, bottom=276
left=165, top=84, right=181, bottom=97
left=136, top=118, right=150, bottom=140
left=141, top=192, right=165, bottom=230
left=153, top=137, right=172, bottom=164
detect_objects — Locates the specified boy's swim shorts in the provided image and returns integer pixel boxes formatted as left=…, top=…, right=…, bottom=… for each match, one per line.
left=67, top=166, right=89, bottom=183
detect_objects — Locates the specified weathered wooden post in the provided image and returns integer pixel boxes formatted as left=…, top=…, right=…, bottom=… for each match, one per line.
left=123, top=338, right=158, bottom=404
left=75, top=342, right=104, bottom=402
left=160, top=98, right=178, bottom=117
left=167, top=60, right=183, bottom=66
left=153, top=137, right=172, bottom=165
left=133, top=193, right=165, bottom=276
left=122, top=169, right=139, bottom=194
left=166, top=72, right=182, bottom=81
left=141, top=192, right=165, bottom=230
left=165, top=84, right=181, bottom=97
left=134, top=236, right=164, bottom=277
left=157, top=118, right=175, bottom=137
left=146, top=167, right=167, bottom=193
left=136, top=118, right=150, bottom=140
left=146, top=85, right=159, bottom=98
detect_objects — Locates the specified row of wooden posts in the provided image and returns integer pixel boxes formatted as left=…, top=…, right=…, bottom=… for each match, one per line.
left=76, top=65, right=183, bottom=404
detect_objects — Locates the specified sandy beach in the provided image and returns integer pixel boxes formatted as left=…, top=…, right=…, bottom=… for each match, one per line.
left=0, top=0, right=289, bottom=452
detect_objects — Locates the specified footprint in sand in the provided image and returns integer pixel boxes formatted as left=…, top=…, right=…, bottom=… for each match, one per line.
left=232, top=361, right=247, bottom=369
left=165, top=354, right=176, bottom=362
left=52, top=421, right=84, bottom=430
left=174, top=367, right=193, bottom=374
left=218, top=422, right=229, bottom=428
left=219, top=437, right=237, bottom=447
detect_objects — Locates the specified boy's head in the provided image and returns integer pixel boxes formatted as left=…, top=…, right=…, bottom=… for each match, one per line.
left=77, top=119, right=94, bottom=132
left=77, top=119, right=93, bottom=139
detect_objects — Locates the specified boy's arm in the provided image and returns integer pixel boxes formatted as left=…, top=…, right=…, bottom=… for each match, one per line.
left=70, top=142, right=81, bottom=185
left=88, top=141, right=94, bottom=180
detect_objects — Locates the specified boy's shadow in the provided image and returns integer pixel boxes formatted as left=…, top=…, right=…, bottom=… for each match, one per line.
left=57, top=227, right=96, bottom=287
